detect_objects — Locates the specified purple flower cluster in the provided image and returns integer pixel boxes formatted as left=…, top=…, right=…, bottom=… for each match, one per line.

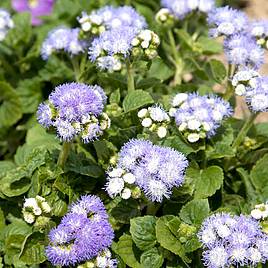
left=12, top=0, right=54, bottom=26
left=0, top=9, right=14, bottom=41
left=37, top=82, right=110, bottom=143
left=171, top=93, right=232, bottom=142
left=41, top=27, right=86, bottom=60
left=198, top=213, right=268, bottom=267
left=246, top=77, right=268, bottom=112
left=78, top=6, right=146, bottom=34
left=161, top=0, right=214, bottom=19
left=46, top=195, right=115, bottom=267
left=224, top=34, right=264, bottom=69
left=106, top=139, right=188, bottom=202
left=207, top=6, right=248, bottom=37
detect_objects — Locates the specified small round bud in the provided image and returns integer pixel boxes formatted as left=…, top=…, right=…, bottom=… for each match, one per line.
left=157, top=126, right=167, bottom=138
left=82, top=22, right=91, bottom=32
left=41, top=202, right=51, bottom=214
left=178, top=122, right=187, bottom=132
left=141, top=40, right=150, bottom=49
left=172, top=93, right=188, bottom=107
left=202, top=122, right=211, bottom=132
left=187, top=133, right=200, bottom=143
left=187, top=119, right=201, bottom=131
left=108, top=168, right=124, bottom=178
left=138, top=108, right=148, bottom=118
left=169, top=108, right=177, bottom=117
left=121, top=188, right=132, bottom=200
left=132, top=186, right=142, bottom=199
left=235, top=84, right=246, bottom=96
left=123, top=173, right=136, bottom=184
left=23, top=211, right=35, bottom=224
left=131, top=38, right=140, bottom=47
left=142, top=118, right=153, bottom=128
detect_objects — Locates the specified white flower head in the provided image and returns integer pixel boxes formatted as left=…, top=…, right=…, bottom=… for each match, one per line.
left=142, top=118, right=153, bottom=128
left=157, top=126, right=167, bottom=138
left=123, top=173, right=136, bottom=184
left=121, top=188, right=132, bottom=199
left=187, top=133, right=200, bottom=143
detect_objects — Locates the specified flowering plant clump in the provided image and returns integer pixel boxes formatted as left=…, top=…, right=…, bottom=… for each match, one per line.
left=2, top=0, right=268, bottom=267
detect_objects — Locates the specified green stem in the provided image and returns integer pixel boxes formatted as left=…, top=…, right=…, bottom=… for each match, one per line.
left=232, top=113, right=258, bottom=150
left=71, top=57, right=81, bottom=82
left=168, top=30, right=183, bottom=85
left=57, top=142, right=71, bottom=168
left=146, top=202, right=160, bottom=216
left=126, top=60, right=135, bottom=92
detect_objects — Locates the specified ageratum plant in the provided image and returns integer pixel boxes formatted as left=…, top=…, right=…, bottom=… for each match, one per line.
left=1, top=0, right=268, bottom=267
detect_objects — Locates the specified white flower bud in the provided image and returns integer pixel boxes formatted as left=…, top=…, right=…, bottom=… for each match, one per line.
left=121, top=188, right=132, bottom=200
left=113, top=60, right=122, bottom=71
left=82, top=22, right=91, bottom=32
left=23, top=211, right=35, bottom=224
left=152, top=33, right=160, bottom=46
left=139, top=30, right=152, bottom=41
left=36, top=195, right=45, bottom=202
left=106, top=177, right=124, bottom=197
left=108, top=168, right=124, bottom=178
left=141, top=40, right=150, bottom=49
left=142, top=118, right=153, bottom=128
left=202, top=122, right=211, bottom=132
left=249, top=78, right=258, bottom=89
left=96, top=255, right=108, bottom=268
left=24, top=198, right=38, bottom=209
left=235, top=84, right=246, bottom=96
left=155, top=8, right=170, bottom=22
left=178, top=122, right=187, bottom=132
left=131, top=38, right=140, bottom=46
left=138, top=108, right=148, bottom=118
left=187, top=133, right=200, bottom=143
left=33, top=207, right=42, bottom=216
left=41, top=202, right=51, bottom=214
left=169, top=108, right=177, bottom=117
left=123, top=173, right=136, bottom=184
left=157, top=126, right=167, bottom=138
left=187, top=119, right=201, bottom=130
left=81, top=114, right=91, bottom=124
left=172, top=93, right=188, bottom=107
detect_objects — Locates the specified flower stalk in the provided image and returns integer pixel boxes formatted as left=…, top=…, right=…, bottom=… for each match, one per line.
left=57, top=142, right=71, bottom=168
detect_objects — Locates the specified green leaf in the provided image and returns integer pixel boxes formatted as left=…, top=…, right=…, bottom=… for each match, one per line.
left=208, top=59, right=227, bottom=83
left=163, top=136, right=195, bottom=156
left=148, top=58, right=174, bottom=81
left=156, top=216, right=189, bottom=262
left=123, top=90, right=154, bottom=113
left=112, top=234, right=141, bottom=268
left=111, top=199, right=141, bottom=224
left=194, top=166, right=224, bottom=199
left=250, top=154, right=268, bottom=200
left=140, top=248, right=164, bottom=268
left=0, top=82, right=22, bottom=128
left=179, top=199, right=210, bottom=225
left=197, top=37, right=222, bottom=54
left=110, top=89, right=121, bottom=104
left=19, top=232, right=46, bottom=265
left=1, top=147, right=47, bottom=197
left=16, top=78, right=42, bottom=114
left=130, top=216, right=157, bottom=251
left=136, top=78, right=161, bottom=89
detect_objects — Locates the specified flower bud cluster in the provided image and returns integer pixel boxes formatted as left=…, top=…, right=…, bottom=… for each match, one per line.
left=251, top=203, right=268, bottom=220
left=155, top=8, right=175, bottom=26
left=232, top=69, right=260, bottom=96
left=138, top=105, right=170, bottom=138
left=77, top=249, right=117, bottom=268
left=22, top=195, right=51, bottom=225
left=78, top=11, right=106, bottom=36
left=131, top=30, right=160, bottom=60
left=250, top=20, right=268, bottom=49
left=171, top=93, right=232, bottom=143
left=105, top=167, right=139, bottom=200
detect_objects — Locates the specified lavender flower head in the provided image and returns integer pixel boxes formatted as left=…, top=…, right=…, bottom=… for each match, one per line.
left=198, top=213, right=268, bottom=267
left=0, top=9, right=14, bottom=41
left=37, top=82, right=110, bottom=143
left=12, top=0, right=54, bottom=26
left=250, top=20, right=268, bottom=48
left=78, top=6, right=146, bottom=35
left=105, top=139, right=188, bottom=202
left=207, top=6, right=248, bottom=37
left=171, top=93, right=232, bottom=143
left=89, top=27, right=160, bottom=72
left=41, top=27, right=86, bottom=60
left=224, top=33, right=264, bottom=70
left=161, top=0, right=214, bottom=20
left=246, top=77, right=268, bottom=112
left=46, top=195, right=115, bottom=267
